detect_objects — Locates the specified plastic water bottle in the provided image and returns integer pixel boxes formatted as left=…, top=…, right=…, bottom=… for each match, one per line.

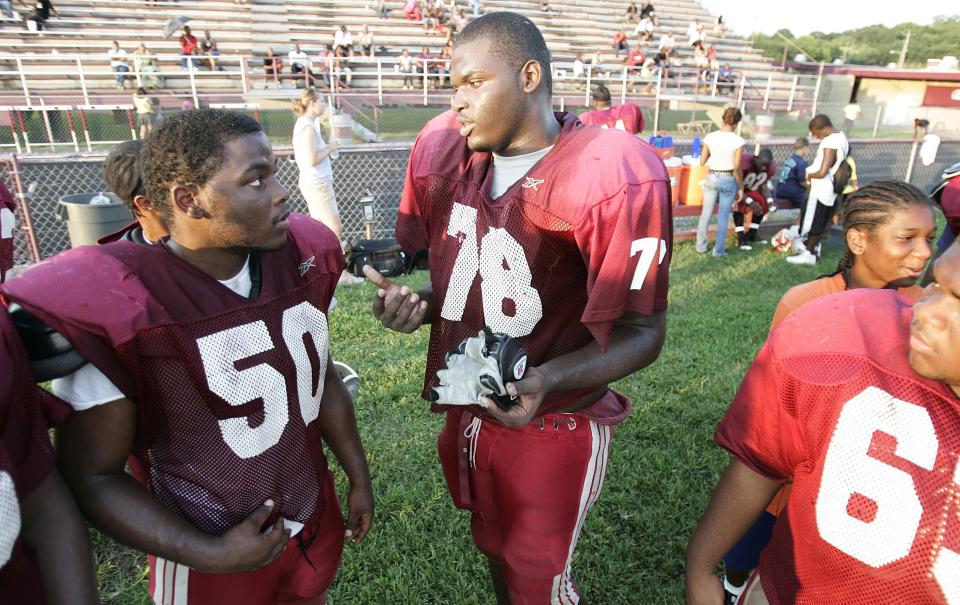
left=89, top=192, right=111, bottom=205
left=691, top=136, right=702, bottom=159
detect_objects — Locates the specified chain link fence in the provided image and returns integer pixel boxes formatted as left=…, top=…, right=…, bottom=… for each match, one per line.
left=3, top=138, right=958, bottom=269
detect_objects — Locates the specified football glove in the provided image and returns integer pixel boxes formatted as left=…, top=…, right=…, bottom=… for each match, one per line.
left=429, top=327, right=528, bottom=411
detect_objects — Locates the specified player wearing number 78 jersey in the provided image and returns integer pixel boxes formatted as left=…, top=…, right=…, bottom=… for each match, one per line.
left=686, top=244, right=960, bottom=605
left=374, top=12, right=671, bottom=604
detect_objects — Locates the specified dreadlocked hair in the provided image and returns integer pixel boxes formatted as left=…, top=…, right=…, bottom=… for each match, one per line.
left=829, top=179, right=933, bottom=277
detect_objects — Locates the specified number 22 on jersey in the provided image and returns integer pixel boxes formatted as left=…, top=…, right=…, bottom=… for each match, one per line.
left=440, top=203, right=666, bottom=338
left=815, top=386, right=960, bottom=603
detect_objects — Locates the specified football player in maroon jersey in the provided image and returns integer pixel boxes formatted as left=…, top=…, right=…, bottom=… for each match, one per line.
left=365, top=12, right=671, bottom=604
left=732, top=149, right=776, bottom=251
left=578, top=82, right=645, bottom=134
left=0, top=307, right=98, bottom=605
left=0, top=180, right=16, bottom=283
left=3, top=110, right=373, bottom=605
left=686, top=243, right=960, bottom=604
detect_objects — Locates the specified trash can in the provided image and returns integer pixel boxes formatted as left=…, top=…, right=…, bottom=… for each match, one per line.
left=57, top=193, right=133, bottom=248
left=329, top=113, right=354, bottom=145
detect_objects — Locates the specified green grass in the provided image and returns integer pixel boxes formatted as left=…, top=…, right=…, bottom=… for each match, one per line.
left=89, top=237, right=842, bottom=604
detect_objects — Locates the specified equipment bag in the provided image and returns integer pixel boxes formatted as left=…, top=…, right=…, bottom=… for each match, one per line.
left=346, top=238, right=409, bottom=277
left=832, top=157, right=853, bottom=194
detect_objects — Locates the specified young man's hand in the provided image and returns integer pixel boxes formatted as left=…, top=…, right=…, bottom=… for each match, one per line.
left=364, top=265, right=429, bottom=333
left=344, top=481, right=374, bottom=545
left=191, top=500, right=290, bottom=574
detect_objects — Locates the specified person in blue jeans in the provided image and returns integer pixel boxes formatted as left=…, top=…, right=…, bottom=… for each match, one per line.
left=696, top=107, right=744, bottom=256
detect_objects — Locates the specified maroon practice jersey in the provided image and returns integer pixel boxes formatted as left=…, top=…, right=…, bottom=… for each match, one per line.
left=0, top=181, right=15, bottom=283
left=0, top=309, right=69, bottom=603
left=3, top=214, right=345, bottom=535
left=577, top=103, right=645, bottom=134
left=396, top=111, right=671, bottom=424
left=737, top=153, right=777, bottom=212
left=716, top=289, right=960, bottom=604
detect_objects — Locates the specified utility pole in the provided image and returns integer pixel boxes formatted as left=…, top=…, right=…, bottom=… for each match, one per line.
left=897, top=30, right=911, bottom=68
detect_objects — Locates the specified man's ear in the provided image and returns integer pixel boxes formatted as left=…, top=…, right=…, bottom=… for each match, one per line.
left=172, top=184, right=207, bottom=219
left=520, top=59, right=545, bottom=95
left=131, top=194, right=154, bottom=218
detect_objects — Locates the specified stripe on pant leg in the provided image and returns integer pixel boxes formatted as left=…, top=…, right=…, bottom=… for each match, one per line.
left=551, top=422, right=611, bottom=605
left=163, top=557, right=175, bottom=605
left=172, top=561, right=189, bottom=604
left=152, top=557, right=165, bottom=604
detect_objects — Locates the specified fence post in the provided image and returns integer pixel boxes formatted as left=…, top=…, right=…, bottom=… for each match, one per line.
left=15, top=57, right=30, bottom=105
left=762, top=74, right=772, bottom=111
left=6, top=155, right=42, bottom=264
left=188, top=65, right=199, bottom=108
left=811, top=62, right=824, bottom=116
left=584, top=66, right=592, bottom=106
left=376, top=59, right=383, bottom=105
left=621, top=65, right=628, bottom=104
left=422, top=60, right=428, bottom=106
left=710, top=70, right=718, bottom=97
left=15, top=109, right=31, bottom=154
left=64, top=108, right=80, bottom=152
left=240, top=56, right=248, bottom=94
left=78, top=107, right=92, bottom=151
left=653, top=68, right=662, bottom=133
left=787, top=75, right=797, bottom=112
left=905, top=139, right=919, bottom=183
left=38, top=99, right=55, bottom=151
left=3, top=109, right=22, bottom=154
left=872, top=104, right=883, bottom=138
left=735, top=73, right=745, bottom=109
left=559, top=96, right=564, bottom=112
left=71, top=56, right=90, bottom=107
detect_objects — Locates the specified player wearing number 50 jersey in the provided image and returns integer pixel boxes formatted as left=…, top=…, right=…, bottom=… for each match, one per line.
left=686, top=244, right=960, bottom=605
left=368, top=12, right=671, bottom=604
left=2, top=110, right=373, bottom=605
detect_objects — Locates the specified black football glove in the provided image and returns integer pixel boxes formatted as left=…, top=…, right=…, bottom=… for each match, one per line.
left=429, top=327, right=528, bottom=411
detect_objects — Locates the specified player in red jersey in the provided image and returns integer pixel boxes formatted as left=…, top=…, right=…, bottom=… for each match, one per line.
left=3, top=110, right=373, bottom=605
left=0, top=308, right=98, bottom=605
left=578, top=82, right=645, bottom=134
left=732, top=149, right=776, bottom=251
left=0, top=180, right=16, bottom=283
left=365, top=12, right=671, bottom=604
left=686, top=244, right=960, bottom=604
left=100, top=139, right=169, bottom=245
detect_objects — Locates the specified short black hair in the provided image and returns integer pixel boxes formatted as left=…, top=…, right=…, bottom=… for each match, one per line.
left=454, top=12, right=552, bottom=95
left=141, top=109, right=262, bottom=225
left=103, top=139, right=143, bottom=213
left=591, top=83, right=611, bottom=104
left=809, top=114, right=833, bottom=131
left=757, top=148, right=773, bottom=163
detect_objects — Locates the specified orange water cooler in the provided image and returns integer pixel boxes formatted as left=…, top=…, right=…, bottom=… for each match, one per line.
left=679, top=164, right=709, bottom=206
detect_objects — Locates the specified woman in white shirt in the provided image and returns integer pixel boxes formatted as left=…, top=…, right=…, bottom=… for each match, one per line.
left=695, top=106, right=745, bottom=256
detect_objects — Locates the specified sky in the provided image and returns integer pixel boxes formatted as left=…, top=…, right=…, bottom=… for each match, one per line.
left=697, top=0, right=957, bottom=36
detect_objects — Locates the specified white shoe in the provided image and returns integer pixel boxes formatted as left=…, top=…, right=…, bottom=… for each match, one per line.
left=738, top=244, right=752, bottom=251
left=786, top=249, right=817, bottom=265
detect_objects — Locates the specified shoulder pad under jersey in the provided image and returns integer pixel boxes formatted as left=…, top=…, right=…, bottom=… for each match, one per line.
left=8, top=302, right=87, bottom=381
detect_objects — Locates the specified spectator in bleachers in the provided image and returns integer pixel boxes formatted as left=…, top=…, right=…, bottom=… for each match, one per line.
left=686, top=20, right=705, bottom=47
left=470, top=0, right=481, bottom=18
left=416, top=46, right=434, bottom=87
left=107, top=41, right=132, bottom=90
left=399, top=47, right=414, bottom=89
left=358, top=25, right=374, bottom=57
left=403, top=0, right=421, bottom=21
left=200, top=30, right=219, bottom=71
left=452, top=9, right=469, bottom=33
left=134, top=43, right=164, bottom=89
left=333, top=48, right=353, bottom=87
left=639, top=1, right=658, bottom=26
left=0, top=0, right=14, bottom=20
left=625, top=2, right=639, bottom=24
left=540, top=0, right=554, bottom=13
left=634, top=16, right=654, bottom=41
left=717, top=63, right=736, bottom=94
left=658, top=30, right=675, bottom=58
left=612, top=30, right=629, bottom=58
left=435, top=45, right=451, bottom=88
left=178, top=25, right=198, bottom=70
left=625, top=47, right=644, bottom=76
left=635, top=55, right=657, bottom=93
left=578, top=83, right=645, bottom=134
left=262, top=46, right=281, bottom=87
left=693, top=41, right=710, bottom=91
left=705, top=42, right=718, bottom=70
left=377, top=0, right=390, bottom=18
left=334, top=25, right=354, bottom=57
left=572, top=53, right=584, bottom=80
left=132, top=87, right=159, bottom=138
left=26, top=0, right=57, bottom=31
left=317, top=45, right=335, bottom=87
left=590, top=48, right=605, bottom=77
left=289, top=43, right=318, bottom=86
left=775, top=137, right=811, bottom=211
left=713, top=15, right=724, bottom=36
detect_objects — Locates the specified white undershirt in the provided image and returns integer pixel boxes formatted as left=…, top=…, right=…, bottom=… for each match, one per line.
left=489, top=145, right=554, bottom=199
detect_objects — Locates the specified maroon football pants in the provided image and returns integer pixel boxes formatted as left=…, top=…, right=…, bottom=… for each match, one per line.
left=439, top=410, right=613, bottom=605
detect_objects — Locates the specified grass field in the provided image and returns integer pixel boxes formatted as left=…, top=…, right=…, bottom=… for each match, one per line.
left=91, top=237, right=842, bottom=605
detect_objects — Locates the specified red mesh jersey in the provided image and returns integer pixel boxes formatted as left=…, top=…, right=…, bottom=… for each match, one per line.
left=0, top=309, right=69, bottom=603
left=0, top=181, right=16, bottom=283
left=396, top=111, right=671, bottom=424
left=577, top=104, right=645, bottom=134
left=740, top=154, right=777, bottom=192
left=3, top=214, right=345, bottom=536
left=941, top=177, right=960, bottom=237
left=715, top=289, right=960, bottom=605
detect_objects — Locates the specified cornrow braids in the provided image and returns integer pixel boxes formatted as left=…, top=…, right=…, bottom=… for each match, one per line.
left=826, top=180, right=934, bottom=278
